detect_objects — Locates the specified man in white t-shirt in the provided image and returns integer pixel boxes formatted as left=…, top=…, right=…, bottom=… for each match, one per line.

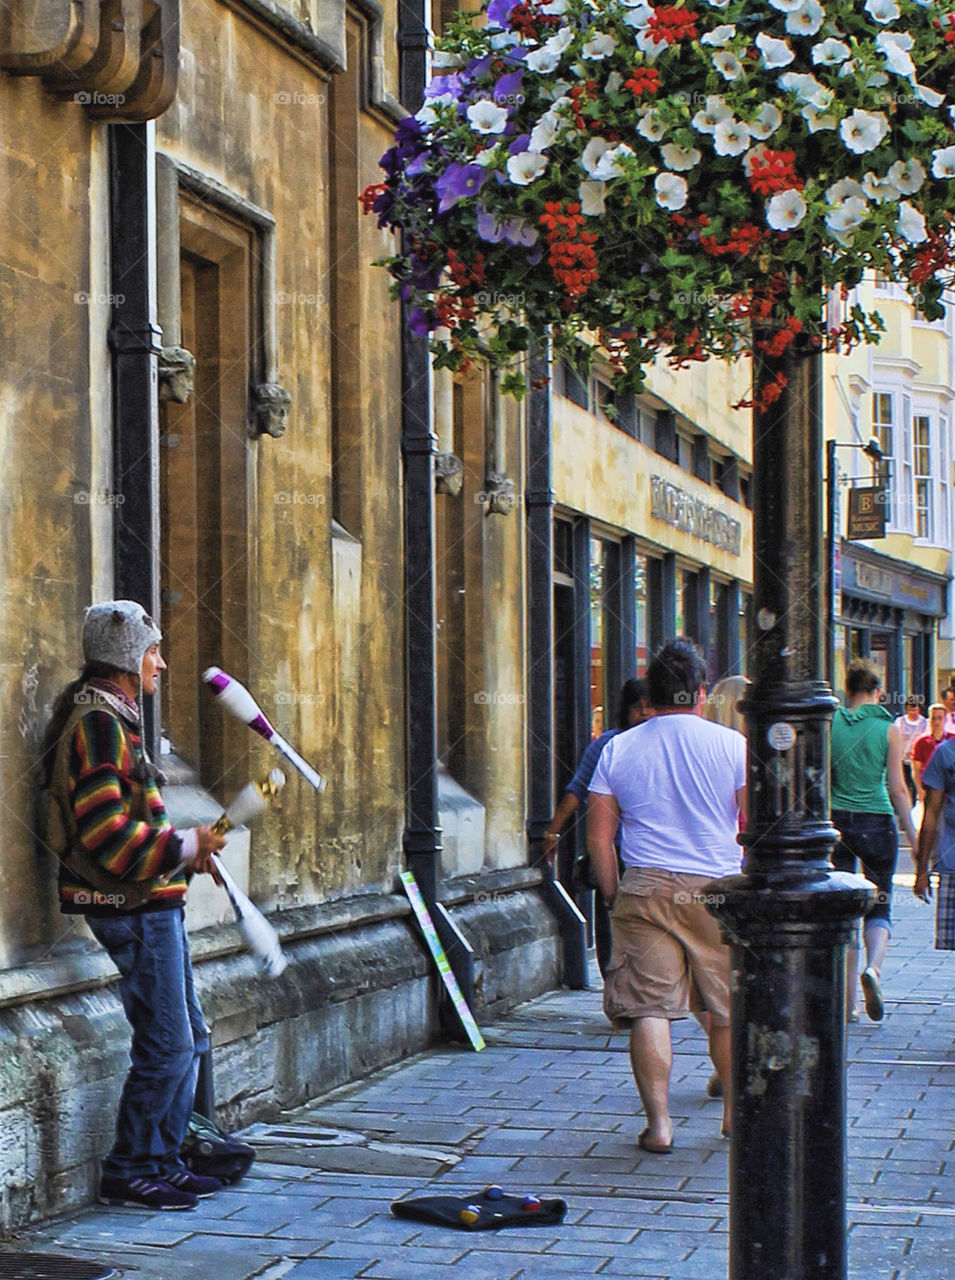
left=588, top=639, right=746, bottom=1153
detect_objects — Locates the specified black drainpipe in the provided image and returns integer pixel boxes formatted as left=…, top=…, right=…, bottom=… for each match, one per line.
left=525, top=342, right=588, bottom=988
left=397, top=0, right=476, bottom=1025
left=109, top=122, right=163, bottom=763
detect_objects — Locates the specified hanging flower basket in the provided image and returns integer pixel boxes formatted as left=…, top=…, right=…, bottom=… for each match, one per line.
left=364, top=0, right=955, bottom=404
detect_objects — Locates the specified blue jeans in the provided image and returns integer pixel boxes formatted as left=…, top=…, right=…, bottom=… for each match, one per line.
left=87, top=909, right=208, bottom=1179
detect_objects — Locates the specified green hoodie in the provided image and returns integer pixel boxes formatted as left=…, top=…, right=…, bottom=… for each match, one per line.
left=830, top=703, right=893, bottom=814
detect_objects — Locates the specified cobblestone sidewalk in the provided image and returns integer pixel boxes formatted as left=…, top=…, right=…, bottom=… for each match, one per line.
left=7, top=876, right=953, bottom=1279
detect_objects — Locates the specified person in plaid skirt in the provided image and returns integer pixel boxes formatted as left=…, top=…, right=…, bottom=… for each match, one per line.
left=915, top=737, right=955, bottom=951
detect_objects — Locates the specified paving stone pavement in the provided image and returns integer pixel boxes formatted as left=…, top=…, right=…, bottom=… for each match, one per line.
left=5, top=874, right=952, bottom=1279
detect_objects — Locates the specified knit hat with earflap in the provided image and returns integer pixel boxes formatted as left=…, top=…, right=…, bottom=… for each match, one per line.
left=82, top=601, right=162, bottom=676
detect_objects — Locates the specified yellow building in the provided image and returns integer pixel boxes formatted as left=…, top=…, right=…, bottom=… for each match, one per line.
left=824, top=279, right=953, bottom=705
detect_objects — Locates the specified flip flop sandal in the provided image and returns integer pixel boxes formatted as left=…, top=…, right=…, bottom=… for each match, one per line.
left=638, top=1128, right=674, bottom=1155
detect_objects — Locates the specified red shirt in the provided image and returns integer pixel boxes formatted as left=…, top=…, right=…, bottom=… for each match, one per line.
left=913, top=733, right=944, bottom=772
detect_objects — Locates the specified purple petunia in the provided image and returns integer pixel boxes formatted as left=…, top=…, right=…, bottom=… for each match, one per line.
left=435, top=163, right=488, bottom=212
left=486, top=0, right=517, bottom=28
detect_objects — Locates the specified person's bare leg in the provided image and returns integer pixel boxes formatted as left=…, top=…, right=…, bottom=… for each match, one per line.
left=629, top=1017, right=674, bottom=1147
left=708, top=1022, right=732, bottom=1135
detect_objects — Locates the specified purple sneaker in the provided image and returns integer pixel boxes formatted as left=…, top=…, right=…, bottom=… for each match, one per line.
left=163, top=1167, right=225, bottom=1198
left=99, top=1174, right=198, bottom=1210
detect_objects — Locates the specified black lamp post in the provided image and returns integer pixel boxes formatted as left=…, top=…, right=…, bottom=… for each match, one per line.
left=708, top=334, right=874, bottom=1280
left=824, top=435, right=885, bottom=690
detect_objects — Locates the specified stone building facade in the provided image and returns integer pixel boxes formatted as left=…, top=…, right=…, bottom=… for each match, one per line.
left=0, top=0, right=568, bottom=1231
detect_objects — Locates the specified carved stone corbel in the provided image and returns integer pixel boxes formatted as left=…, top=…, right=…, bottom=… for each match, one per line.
left=159, top=346, right=196, bottom=403
left=251, top=383, right=292, bottom=439
left=434, top=451, right=464, bottom=497
left=0, top=0, right=180, bottom=122
left=481, top=472, right=517, bottom=516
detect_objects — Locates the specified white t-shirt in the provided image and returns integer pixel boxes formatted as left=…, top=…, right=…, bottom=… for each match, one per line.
left=589, top=713, right=747, bottom=878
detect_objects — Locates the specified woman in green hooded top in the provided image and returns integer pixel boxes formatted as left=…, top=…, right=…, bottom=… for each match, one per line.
left=831, top=659, right=918, bottom=1023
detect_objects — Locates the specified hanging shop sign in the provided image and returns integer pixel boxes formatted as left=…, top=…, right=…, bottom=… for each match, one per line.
left=846, top=486, right=887, bottom=540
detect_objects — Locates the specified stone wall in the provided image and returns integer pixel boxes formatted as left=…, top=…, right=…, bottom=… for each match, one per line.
left=0, top=881, right=559, bottom=1232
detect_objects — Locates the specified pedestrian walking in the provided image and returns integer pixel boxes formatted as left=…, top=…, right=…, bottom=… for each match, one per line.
left=830, top=659, right=918, bottom=1023
left=912, top=703, right=949, bottom=802
left=914, top=737, right=955, bottom=952
left=588, top=640, right=746, bottom=1151
left=40, top=601, right=227, bottom=1210
left=543, top=679, right=653, bottom=976
left=941, top=686, right=955, bottom=738
left=894, top=695, right=927, bottom=805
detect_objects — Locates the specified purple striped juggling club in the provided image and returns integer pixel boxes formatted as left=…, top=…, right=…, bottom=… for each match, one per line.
left=203, top=667, right=326, bottom=792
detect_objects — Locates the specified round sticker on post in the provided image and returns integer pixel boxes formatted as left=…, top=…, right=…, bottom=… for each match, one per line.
left=768, top=722, right=797, bottom=752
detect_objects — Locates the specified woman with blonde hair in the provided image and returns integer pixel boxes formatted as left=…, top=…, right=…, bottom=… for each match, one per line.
left=705, top=675, right=750, bottom=734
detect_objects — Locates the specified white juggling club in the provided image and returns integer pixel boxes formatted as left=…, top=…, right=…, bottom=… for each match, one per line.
left=203, top=667, right=326, bottom=792
left=211, top=854, right=287, bottom=979
left=211, top=769, right=286, bottom=836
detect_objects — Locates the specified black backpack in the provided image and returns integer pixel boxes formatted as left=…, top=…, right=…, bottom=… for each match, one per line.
left=181, top=1112, right=256, bottom=1184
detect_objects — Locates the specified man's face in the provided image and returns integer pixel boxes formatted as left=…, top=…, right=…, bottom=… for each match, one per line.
left=140, top=644, right=167, bottom=696
left=905, top=702, right=921, bottom=720
left=944, top=691, right=955, bottom=713
left=930, top=708, right=945, bottom=736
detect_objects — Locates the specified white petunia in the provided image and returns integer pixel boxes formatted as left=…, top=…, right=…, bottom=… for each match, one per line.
left=620, top=1, right=653, bottom=27
left=415, top=104, right=439, bottom=126
left=605, top=71, right=624, bottom=94
left=887, top=158, right=926, bottom=194
left=692, top=95, right=732, bottom=134
left=826, top=178, right=866, bottom=203
left=839, top=109, right=889, bottom=154
left=713, top=118, right=751, bottom=156
left=914, top=83, right=945, bottom=108
left=825, top=197, right=868, bottom=244
left=637, top=110, right=667, bottom=142
left=875, top=30, right=915, bottom=80
left=540, top=0, right=571, bottom=12
left=545, top=27, right=575, bottom=55
left=655, top=172, right=689, bottom=210
left=529, top=103, right=569, bottom=151
left=802, top=103, right=837, bottom=132
left=580, top=136, right=613, bottom=178
left=635, top=29, right=667, bottom=59
left=756, top=32, right=795, bottom=69
left=748, top=102, right=783, bottom=140
left=701, top=24, right=737, bottom=46
left=474, top=146, right=502, bottom=166
left=466, top=100, right=509, bottom=133
left=660, top=142, right=703, bottom=171
left=431, top=50, right=464, bottom=69
left=779, top=72, right=831, bottom=108
left=582, top=31, right=616, bottom=59
left=767, top=190, right=807, bottom=230
left=862, top=171, right=901, bottom=202
left=786, top=1, right=825, bottom=36
left=590, top=143, right=635, bottom=180
left=769, top=0, right=804, bottom=9
left=704, top=0, right=731, bottom=7
left=932, top=146, right=955, bottom=178
left=506, top=151, right=548, bottom=185
left=578, top=180, right=607, bottom=216
left=864, top=0, right=900, bottom=20
left=897, top=201, right=928, bottom=245
left=812, top=38, right=850, bottom=66
left=713, top=52, right=744, bottom=81
left=524, top=46, right=561, bottom=73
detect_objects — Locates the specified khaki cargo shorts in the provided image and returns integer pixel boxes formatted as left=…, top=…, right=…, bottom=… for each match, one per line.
left=603, top=866, right=731, bottom=1027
